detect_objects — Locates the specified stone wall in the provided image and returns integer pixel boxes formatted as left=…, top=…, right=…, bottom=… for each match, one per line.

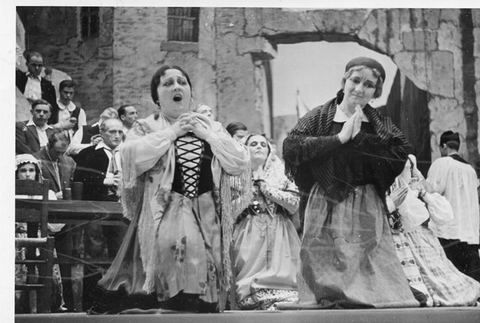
left=17, top=7, right=114, bottom=124
left=17, top=7, right=480, bottom=168
left=111, top=7, right=217, bottom=119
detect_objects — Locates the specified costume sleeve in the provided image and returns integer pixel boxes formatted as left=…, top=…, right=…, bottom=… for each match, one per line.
left=78, top=109, right=87, bottom=128
left=423, top=191, right=454, bottom=225
left=205, top=126, right=249, bottom=176
left=15, top=122, right=34, bottom=155
left=426, top=160, right=447, bottom=195
left=283, top=108, right=342, bottom=166
left=258, top=179, right=299, bottom=215
left=121, top=120, right=177, bottom=178
left=66, top=127, right=92, bottom=155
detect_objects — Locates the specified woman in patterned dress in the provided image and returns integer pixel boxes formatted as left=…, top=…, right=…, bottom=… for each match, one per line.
left=387, top=154, right=480, bottom=306
left=90, top=65, right=250, bottom=313
left=232, top=134, right=301, bottom=310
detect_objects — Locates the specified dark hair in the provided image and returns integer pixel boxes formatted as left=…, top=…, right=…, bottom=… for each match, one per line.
left=226, top=121, right=248, bottom=137
left=117, top=104, right=134, bottom=117
left=440, top=130, right=460, bottom=150
left=150, top=65, right=192, bottom=105
left=24, top=51, right=43, bottom=63
left=244, top=133, right=271, bottom=157
left=59, top=79, right=76, bottom=91
left=48, top=130, right=70, bottom=148
left=16, top=162, right=42, bottom=182
left=31, top=99, right=52, bottom=112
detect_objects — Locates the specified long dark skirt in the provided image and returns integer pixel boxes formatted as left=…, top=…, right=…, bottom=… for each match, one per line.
left=301, top=184, right=419, bottom=308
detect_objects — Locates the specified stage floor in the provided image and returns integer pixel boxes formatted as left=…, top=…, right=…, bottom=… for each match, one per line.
left=14, top=307, right=480, bottom=323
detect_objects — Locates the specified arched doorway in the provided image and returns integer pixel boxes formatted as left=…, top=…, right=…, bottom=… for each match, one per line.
left=267, top=39, right=431, bottom=175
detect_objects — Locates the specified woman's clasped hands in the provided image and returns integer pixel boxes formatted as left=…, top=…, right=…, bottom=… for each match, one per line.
left=171, top=112, right=211, bottom=140
left=338, top=105, right=364, bottom=144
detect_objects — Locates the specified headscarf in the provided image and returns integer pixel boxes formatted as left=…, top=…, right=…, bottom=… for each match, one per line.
left=244, top=133, right=299, bottom=216
left=15, top=154, right=42, bottom=182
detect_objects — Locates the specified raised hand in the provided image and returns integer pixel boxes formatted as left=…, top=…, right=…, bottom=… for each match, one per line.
left=352, top=105, right=364, bottom=138
left=187, top=116, right=211, bottom=140
left=338, top=111, right=358, bottom=144
left=171, top=113, right=191, bottom=138
left=390, top=185, right=408, bottom=208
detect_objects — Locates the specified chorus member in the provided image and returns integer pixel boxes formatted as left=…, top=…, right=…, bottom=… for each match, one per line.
left=387, top=154, right=480, bottom=306
left=16, top=99, right=54, bottom=155
left=53, top=80, right=87, bottom=139
left=426, top=131, right=480, bottom=282
left=16, top=50, right=58, bottom=120
left=233, top=134, right=300, bottom=310
left=283, top=57, right=417, bottom=308
left=226, top=121, right=248, bottom=142
left=118, top=104, right=138, bottom=134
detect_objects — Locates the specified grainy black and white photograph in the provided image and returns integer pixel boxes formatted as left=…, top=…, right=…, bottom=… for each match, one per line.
left=6, top=1, right=480, bottom=322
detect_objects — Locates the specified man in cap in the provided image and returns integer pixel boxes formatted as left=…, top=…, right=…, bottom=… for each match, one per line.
left=427, top=130, right=480, bottom=282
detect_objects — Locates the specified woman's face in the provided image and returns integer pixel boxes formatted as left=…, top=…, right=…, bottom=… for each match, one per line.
left=247, top=135, right=269, bottom=164
left=197, top=105, right=213, bottom=119
left=17, top=163, right=37, bottom=180
left=157, top=69, right=192, bottom=119
left=343, top=68, right=378, bottom=107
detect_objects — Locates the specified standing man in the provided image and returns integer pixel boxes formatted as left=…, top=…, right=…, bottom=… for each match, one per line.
left=33, top=130, right=78, bottom=312
left=16, top=99, right=54, bottom=154
left=54, top=80, right=87, bottom=139
left=117, top=104, right=138, bottom=134
left=73, top=118, right=126, bottom=310
left=427, top=131, right=480, bottom=282
left=16, top=51, right=59, bottom=121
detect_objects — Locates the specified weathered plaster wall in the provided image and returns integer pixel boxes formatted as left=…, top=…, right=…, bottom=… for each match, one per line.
left=17, top=7, right=114, bottom=124
left=112, top=7, right=217, bottom=119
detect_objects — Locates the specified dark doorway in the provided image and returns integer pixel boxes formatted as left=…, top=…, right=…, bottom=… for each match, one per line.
left=379, top=70, right=431, bottom=176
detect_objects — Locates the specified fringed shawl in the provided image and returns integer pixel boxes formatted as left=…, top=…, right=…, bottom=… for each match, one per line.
left=283, top=96, right=413, bottom=214
left=120, top=112, right=251, bottom=308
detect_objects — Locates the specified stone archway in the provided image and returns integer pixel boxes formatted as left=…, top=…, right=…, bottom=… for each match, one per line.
left=220, top=8, right=479, bottom=169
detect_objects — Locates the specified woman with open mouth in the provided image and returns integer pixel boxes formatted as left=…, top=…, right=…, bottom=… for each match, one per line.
left=89, top=65, right=251, bottom=314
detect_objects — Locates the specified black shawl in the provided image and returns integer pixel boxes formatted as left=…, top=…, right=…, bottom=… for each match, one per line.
left=283, top=96, right=413, bottom=215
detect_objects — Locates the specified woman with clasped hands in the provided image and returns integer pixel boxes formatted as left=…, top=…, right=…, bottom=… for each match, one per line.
left=283, top=57, right=418, bottom=308
left=90, top=65, right=250, bottom=314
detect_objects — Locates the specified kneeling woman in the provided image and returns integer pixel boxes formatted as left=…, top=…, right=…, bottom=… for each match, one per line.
left=90, top=65, right=250, bottom=313
left=233, top=134, right=301, bottom=310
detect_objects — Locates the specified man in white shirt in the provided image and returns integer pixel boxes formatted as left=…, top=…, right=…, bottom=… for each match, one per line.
left=16, top=99, right=55, bottom=154
left=16, top=51, right=59, bottom=121
left=54, top=79, right=87, bottom=140
left=427, top=131, right=480, bottom=282
left=117, top=104, right=138, bottom=135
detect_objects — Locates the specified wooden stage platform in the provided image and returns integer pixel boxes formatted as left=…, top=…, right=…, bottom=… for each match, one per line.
left=14, top=307, right=480, bottom=323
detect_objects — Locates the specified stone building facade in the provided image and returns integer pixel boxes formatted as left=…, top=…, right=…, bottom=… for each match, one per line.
left=16, top=7, right=480, bottom=171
